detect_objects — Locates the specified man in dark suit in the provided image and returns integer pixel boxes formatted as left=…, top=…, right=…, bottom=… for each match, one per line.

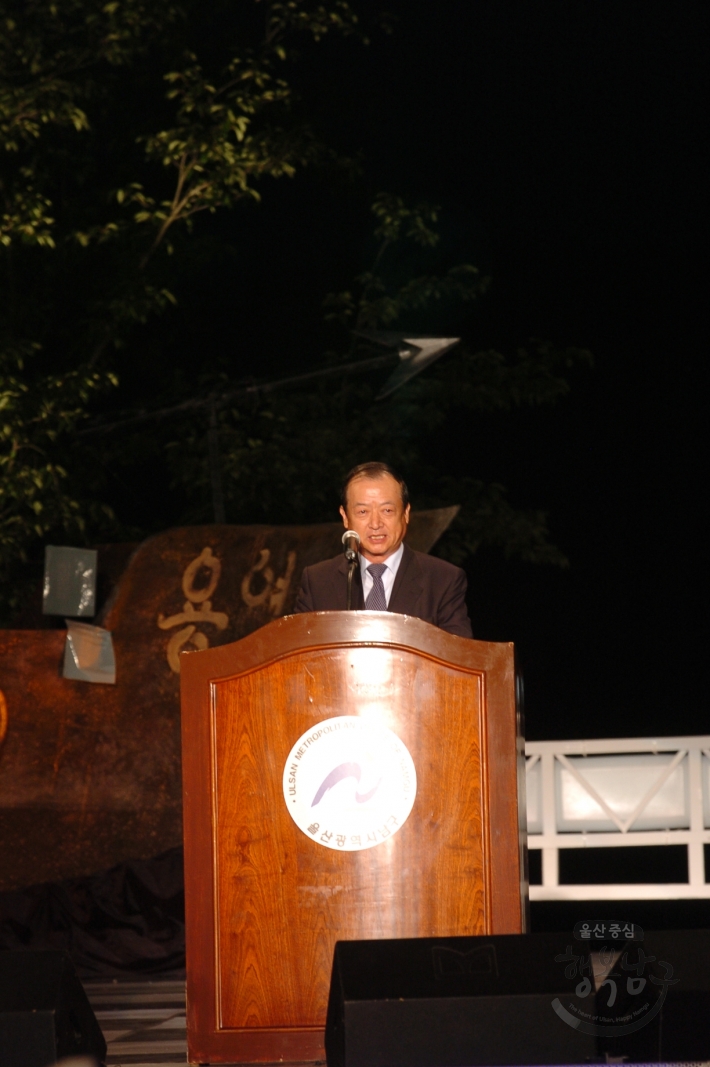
left=294, top=462, right=473, bottom=638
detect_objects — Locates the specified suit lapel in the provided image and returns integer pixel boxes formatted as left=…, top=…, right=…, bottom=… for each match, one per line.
left=336, top=557, right=364, bottom=610
left=388, top=543, right=423, bottom=616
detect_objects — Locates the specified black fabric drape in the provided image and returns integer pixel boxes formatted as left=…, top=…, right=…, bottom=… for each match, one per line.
left=0, top=848, right=185, bottom=977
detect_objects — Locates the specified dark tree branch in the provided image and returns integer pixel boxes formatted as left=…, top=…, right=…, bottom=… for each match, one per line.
left=75, top=352, right=395, bottom=437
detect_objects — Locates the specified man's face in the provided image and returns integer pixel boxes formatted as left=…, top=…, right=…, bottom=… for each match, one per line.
left=340, top=474, right=411, bottom=563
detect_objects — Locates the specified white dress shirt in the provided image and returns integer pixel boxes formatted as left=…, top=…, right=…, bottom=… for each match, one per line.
left=359, top=543, right=405, bottom=608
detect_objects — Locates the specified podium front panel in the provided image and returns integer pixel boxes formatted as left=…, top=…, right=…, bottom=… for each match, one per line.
left=214, top=645, right=485, bottom=1029
left=181, top=612, right=523, bottom=1063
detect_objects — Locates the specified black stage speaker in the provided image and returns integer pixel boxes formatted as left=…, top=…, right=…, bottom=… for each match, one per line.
left=325, top=930, right=710, bottom=1067
left=325, top=933, right=597, bottom=1067
left=0, top=950, right=106, bottom=1067
left=643, top=929, right=710, bottom=1062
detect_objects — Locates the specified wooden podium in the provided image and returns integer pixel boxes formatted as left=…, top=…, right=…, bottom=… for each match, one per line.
left=181, top=611, right=526, bottom=1065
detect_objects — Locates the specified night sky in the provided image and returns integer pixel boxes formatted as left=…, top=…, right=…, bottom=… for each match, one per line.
left=302, top=0, right=709, bottom=743
left=130, top=2, right=708, bottom=744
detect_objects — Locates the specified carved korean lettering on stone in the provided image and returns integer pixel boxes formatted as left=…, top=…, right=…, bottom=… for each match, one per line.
left=241, top=548, right=296, bottom=617
left=158, top=547, right=230, bottom=673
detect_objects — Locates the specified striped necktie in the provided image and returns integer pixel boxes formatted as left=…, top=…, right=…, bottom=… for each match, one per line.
left=365, top=563, right=388, bottom=611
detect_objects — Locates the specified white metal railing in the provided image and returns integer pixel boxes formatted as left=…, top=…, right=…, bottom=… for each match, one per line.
left=525, top=736, right=710, bottom=901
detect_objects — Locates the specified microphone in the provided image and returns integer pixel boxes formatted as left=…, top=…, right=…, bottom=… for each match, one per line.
left=342, top=529, right=360, bottom=562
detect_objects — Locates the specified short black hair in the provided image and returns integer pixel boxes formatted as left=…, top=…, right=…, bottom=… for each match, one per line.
left=340, top=462, right=410, bottom=510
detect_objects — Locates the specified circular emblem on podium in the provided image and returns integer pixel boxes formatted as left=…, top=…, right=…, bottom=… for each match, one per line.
left=282, top=716, right=417, bottom=851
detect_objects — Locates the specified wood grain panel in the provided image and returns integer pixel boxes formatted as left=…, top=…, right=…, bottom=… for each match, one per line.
left=181, top=611, right=524, bottom=1064
left=213, top=647, right=485, bottom=1029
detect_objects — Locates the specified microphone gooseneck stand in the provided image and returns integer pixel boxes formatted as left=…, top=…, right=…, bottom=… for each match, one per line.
left=342, top=529, right=360, bottom=610
left=346, top=558, right=357, bottom=611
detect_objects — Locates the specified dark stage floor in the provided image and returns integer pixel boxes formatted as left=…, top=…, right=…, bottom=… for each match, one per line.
left=83, top=977, right=187, bottom=1066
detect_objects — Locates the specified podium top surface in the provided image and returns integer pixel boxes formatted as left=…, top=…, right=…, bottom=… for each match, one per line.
left=179, top=609, right=514, bottom=678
